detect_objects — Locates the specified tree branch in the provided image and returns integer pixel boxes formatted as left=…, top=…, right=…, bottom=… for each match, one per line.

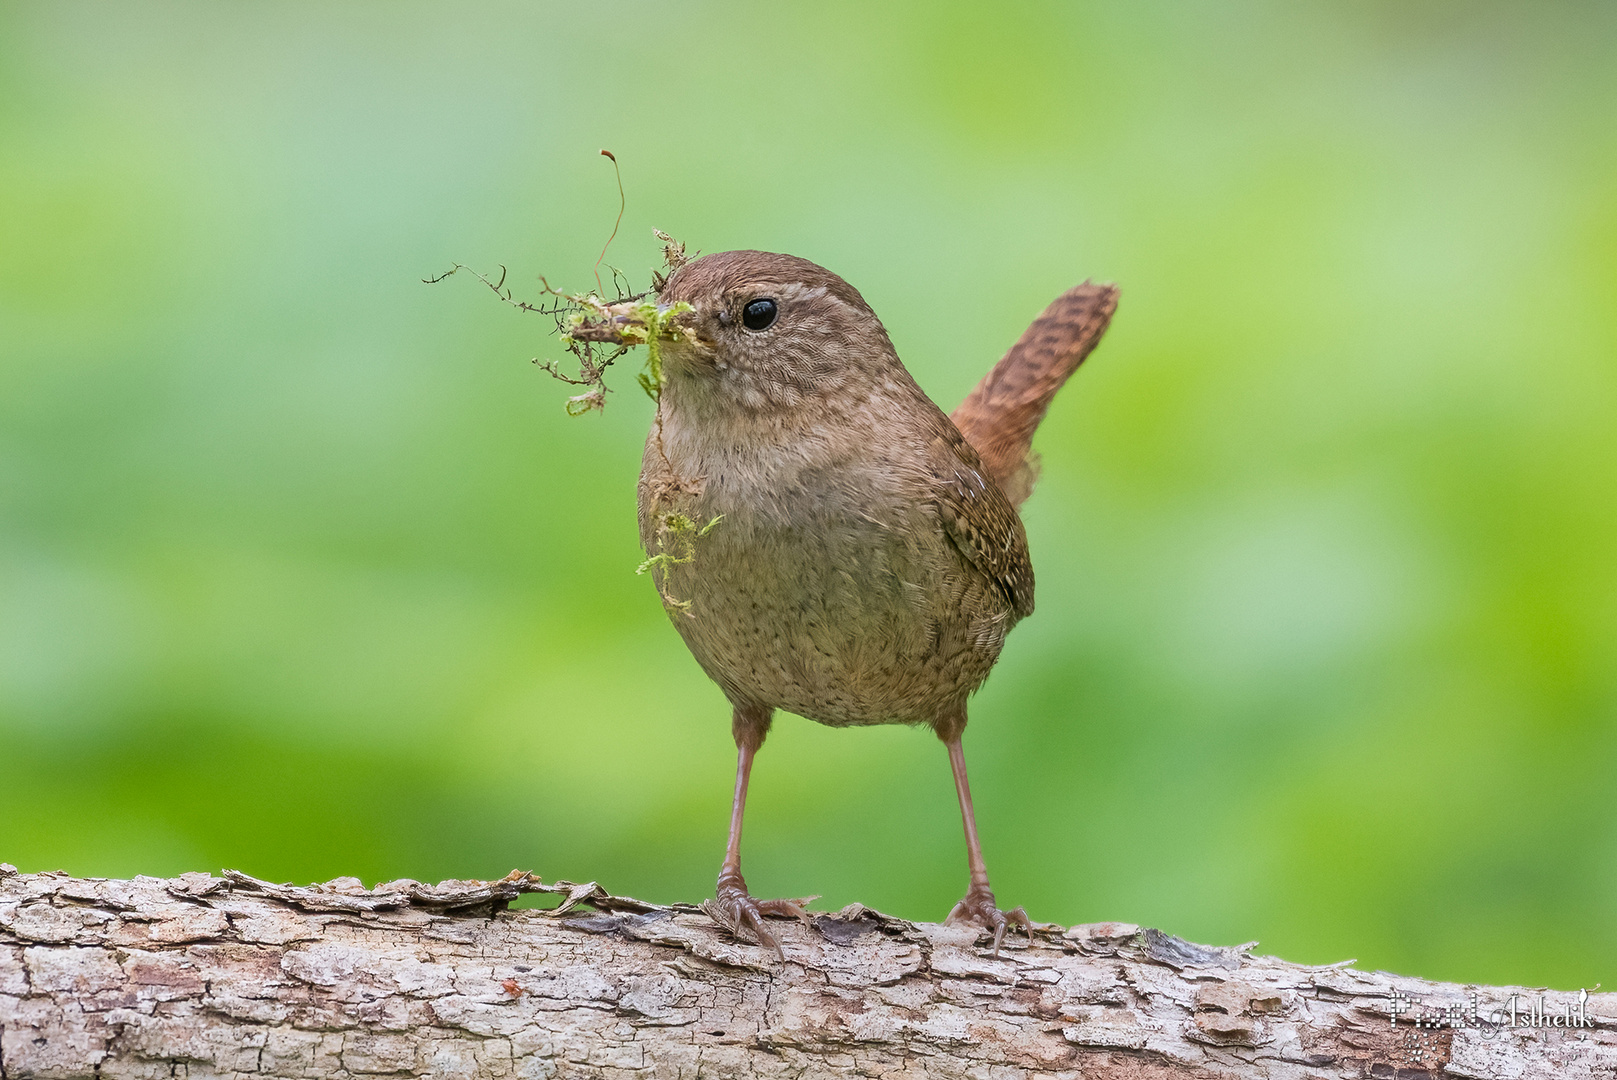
left=0, top=865, right=1609, bottom=1078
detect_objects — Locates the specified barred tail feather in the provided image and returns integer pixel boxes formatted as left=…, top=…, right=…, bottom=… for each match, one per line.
left=950, top=282, right=1118, bottom=508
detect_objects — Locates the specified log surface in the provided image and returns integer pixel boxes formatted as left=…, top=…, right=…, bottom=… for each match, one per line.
left=0, top=864, right=1609, bottom=1079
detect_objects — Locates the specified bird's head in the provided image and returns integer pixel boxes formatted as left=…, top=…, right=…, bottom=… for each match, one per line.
left=651, top=250, right=901, bottom=411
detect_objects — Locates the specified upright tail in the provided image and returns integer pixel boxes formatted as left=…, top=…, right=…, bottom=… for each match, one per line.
left=950, top=281, right=1119, bottom=508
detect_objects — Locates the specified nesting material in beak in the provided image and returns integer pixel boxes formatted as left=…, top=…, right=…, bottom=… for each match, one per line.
left=564, top=297, right=692, bottom=349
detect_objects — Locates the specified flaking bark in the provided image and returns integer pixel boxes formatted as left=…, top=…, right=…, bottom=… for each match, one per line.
left=0, top=865, right=1609, bottom=1079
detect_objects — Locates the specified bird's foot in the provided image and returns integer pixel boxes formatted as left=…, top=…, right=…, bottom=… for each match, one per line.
left=702, top=870, right=815, bottom=958
left=946, top=882, right=1031, bottom=957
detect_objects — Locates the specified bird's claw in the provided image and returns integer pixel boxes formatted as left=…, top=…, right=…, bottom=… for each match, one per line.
left=946, top=883, right=1031, bottom=957
left=703, top=872, right=814, bottom=958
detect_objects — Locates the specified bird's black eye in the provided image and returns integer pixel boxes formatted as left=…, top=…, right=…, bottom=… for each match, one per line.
left=741, top=297, right=778, bottom=331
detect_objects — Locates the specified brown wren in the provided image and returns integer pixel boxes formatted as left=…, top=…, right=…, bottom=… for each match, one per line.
left=632, top=251, right=1117, bottom=955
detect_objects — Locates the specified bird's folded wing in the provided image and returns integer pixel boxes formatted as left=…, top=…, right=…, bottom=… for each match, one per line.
left=928, top=428, right=1035, bottom=621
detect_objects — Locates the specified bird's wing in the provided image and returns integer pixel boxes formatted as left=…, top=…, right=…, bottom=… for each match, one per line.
left=928, top=425, right=1035, bottom=621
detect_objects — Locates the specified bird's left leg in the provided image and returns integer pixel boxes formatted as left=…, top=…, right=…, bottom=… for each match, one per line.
left=704, top=703, right=812, bottom=957
left=939, top=714, right=1031, bottom=956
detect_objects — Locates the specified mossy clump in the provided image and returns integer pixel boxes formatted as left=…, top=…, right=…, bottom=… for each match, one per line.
left=637, top=512, right=723, bottom=614
left=426, top=227, right=716, bottom=602
left=558, top=294, right=694, bottom=412
left=424, top=229, right=694, bottom=416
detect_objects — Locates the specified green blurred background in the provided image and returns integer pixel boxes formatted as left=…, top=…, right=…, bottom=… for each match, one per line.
left=2, top=2, right=1614, bottom=990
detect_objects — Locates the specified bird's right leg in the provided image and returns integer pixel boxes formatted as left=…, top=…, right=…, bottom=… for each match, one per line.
left=705, top=704, right=811, bottom=957
left=939, top=717, right=1031, bottom=957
